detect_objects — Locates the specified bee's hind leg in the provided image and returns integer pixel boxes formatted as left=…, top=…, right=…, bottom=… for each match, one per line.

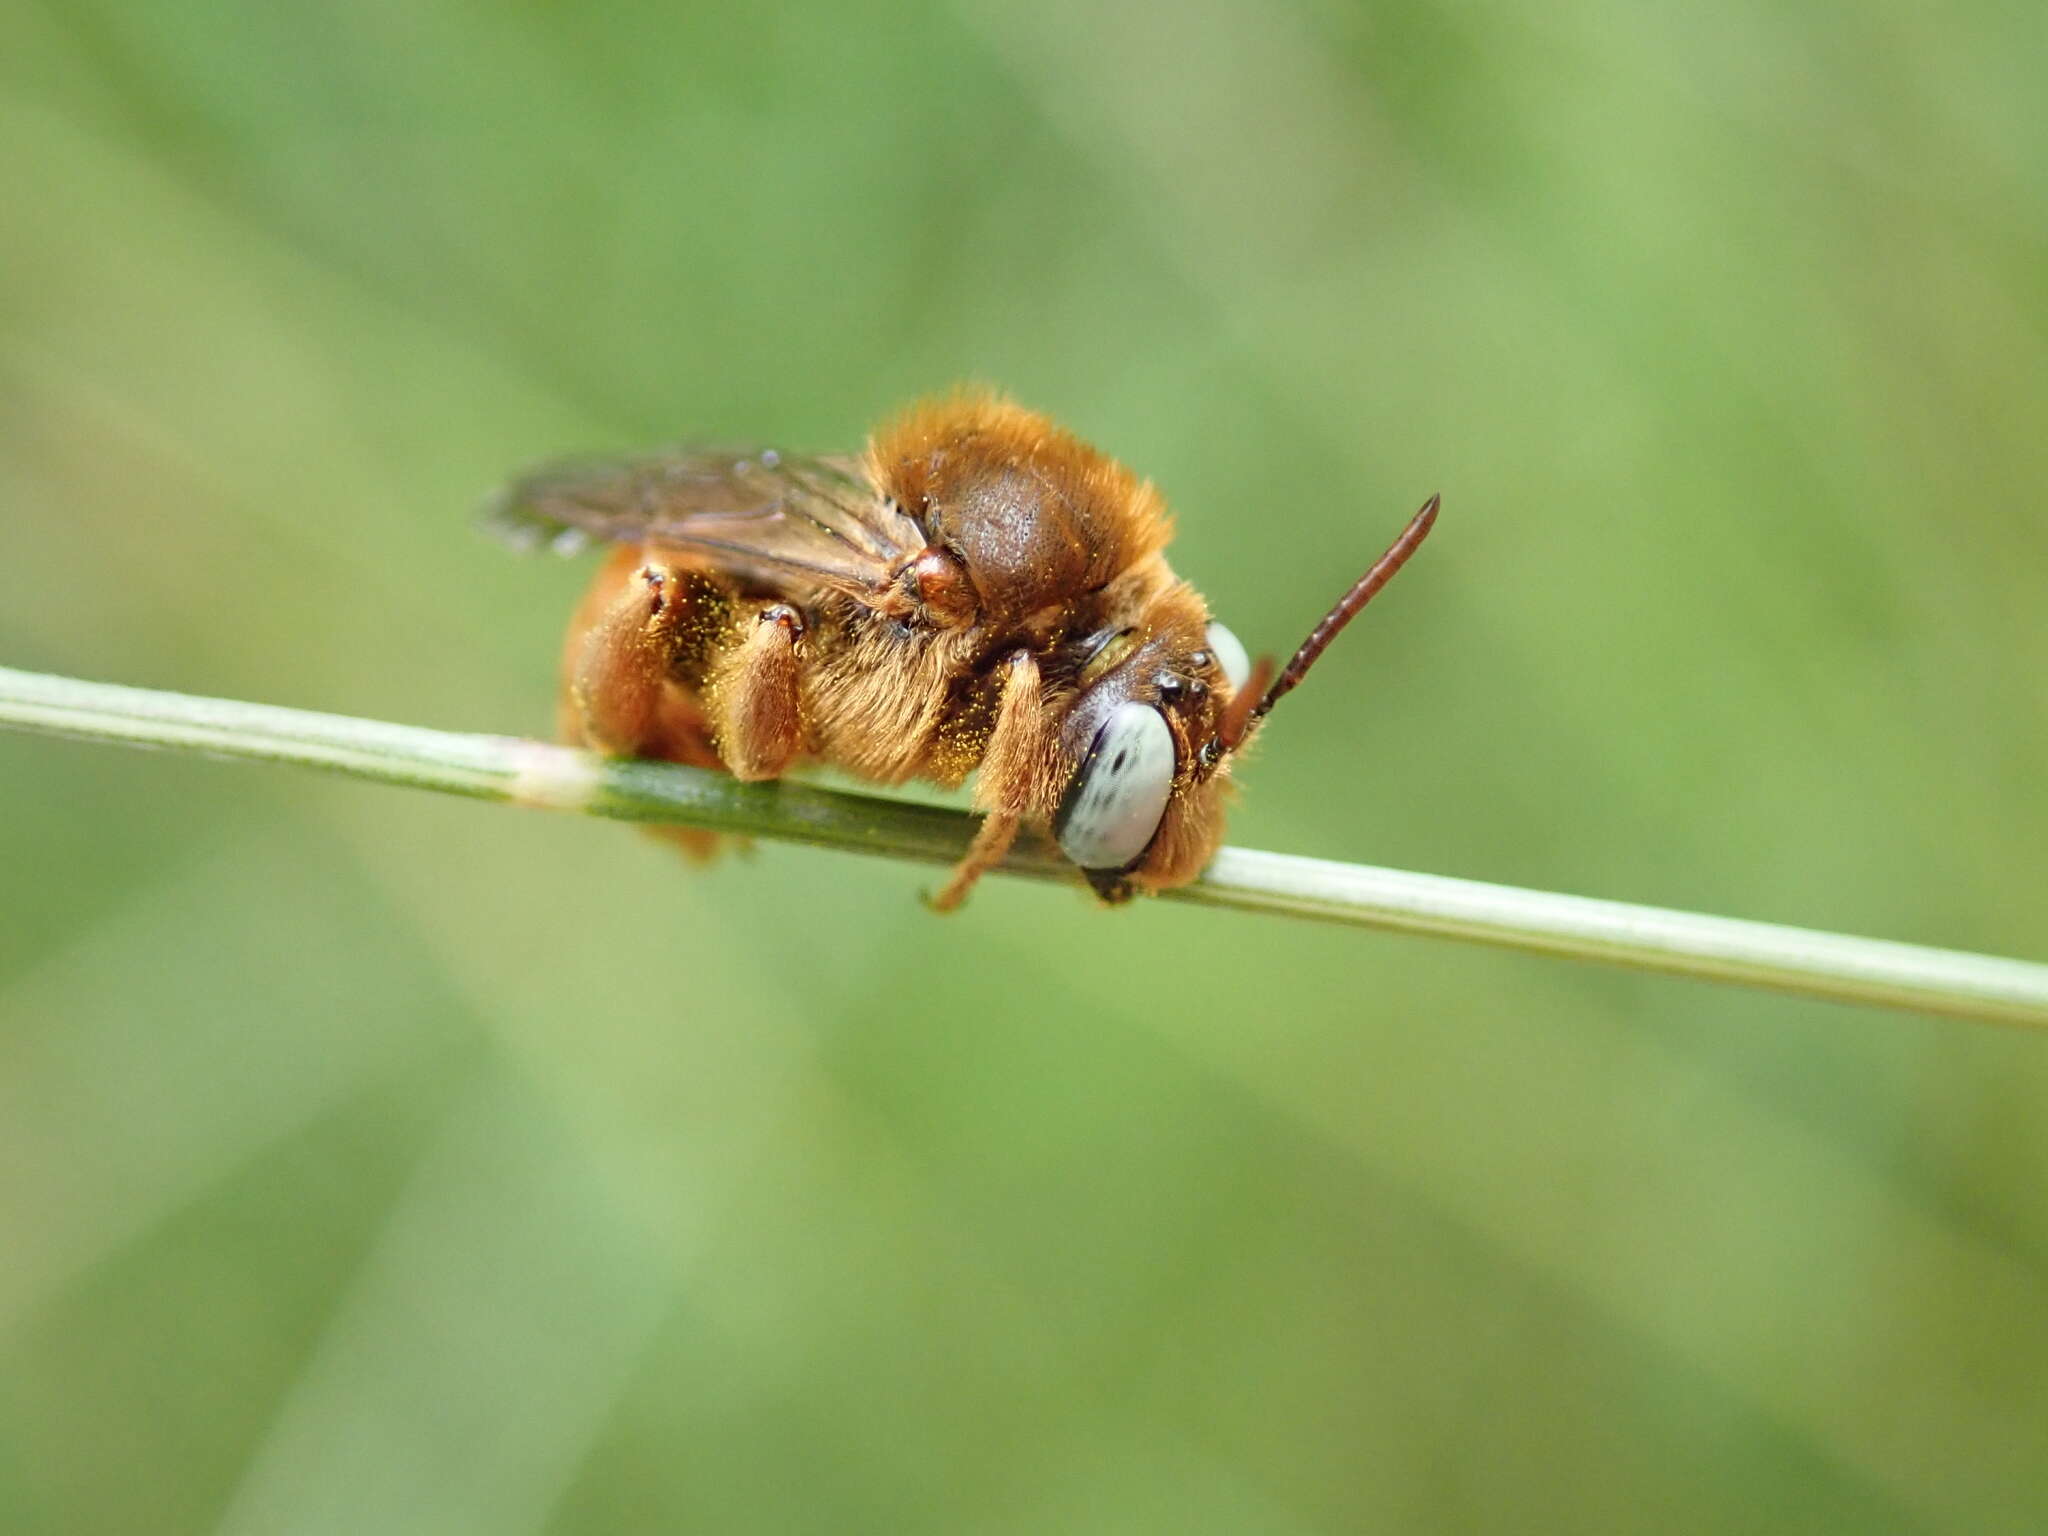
left=559, top=549, right=729, bottom=860
left=561, top=553, right=713, bottom=756
left=930, top=650, right=1048, bottom=912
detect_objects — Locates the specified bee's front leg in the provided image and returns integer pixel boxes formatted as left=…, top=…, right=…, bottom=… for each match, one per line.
left=706, top=603, right=808, bottom=781
left=930, top=650, right=1048, bottom=912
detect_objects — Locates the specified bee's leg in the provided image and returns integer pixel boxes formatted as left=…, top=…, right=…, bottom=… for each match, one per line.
left=562, top=552, right=702, bottom=753
left=930, top=650, right=1047, bottom=912
left=705, top=603, right=807, bottom=781
left=559, top=549, right=727, bottom=859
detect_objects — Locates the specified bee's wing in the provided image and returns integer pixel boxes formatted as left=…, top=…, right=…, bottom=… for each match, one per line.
left=484, top=449, right=925, bottom=602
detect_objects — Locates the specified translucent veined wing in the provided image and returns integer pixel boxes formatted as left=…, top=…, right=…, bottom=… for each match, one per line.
left=483, top=448, right=927, bottom=603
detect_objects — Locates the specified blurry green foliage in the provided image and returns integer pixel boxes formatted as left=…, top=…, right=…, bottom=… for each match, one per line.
left=1, top=1, right=2045, bottom=1530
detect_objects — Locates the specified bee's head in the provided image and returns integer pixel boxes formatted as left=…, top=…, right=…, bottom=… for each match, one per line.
left=1050, top=612, right=1250, bottom=901
left=1052, top=494, right=1440, bottom=901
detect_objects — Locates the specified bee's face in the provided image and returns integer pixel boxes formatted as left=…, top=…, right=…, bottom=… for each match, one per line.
left=1051, top=615, right=1252, bottom=898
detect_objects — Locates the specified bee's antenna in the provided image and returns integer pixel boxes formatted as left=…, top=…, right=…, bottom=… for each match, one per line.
left=1218, top=493, right=1439, bottom=751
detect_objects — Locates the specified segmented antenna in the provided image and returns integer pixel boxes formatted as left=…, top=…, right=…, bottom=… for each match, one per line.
left=1218, top=493, right=1440, bottom=751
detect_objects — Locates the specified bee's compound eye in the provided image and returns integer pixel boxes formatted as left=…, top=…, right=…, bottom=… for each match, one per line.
left=1053, top=703, right=1176, bottom=874
left=1205, top=621, right=1252, bottom=694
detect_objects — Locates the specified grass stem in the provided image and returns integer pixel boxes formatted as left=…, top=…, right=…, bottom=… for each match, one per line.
left=3, top=664, right=2043, bottom=1029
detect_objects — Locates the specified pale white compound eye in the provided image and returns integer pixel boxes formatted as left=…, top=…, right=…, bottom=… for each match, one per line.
left=1054, top=702, right=1176, bottom=872
left=1205, top=621, right=1252, bottom=694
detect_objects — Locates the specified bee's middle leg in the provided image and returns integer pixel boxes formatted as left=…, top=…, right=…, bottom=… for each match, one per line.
left=706, top=602, right=808, bottom=781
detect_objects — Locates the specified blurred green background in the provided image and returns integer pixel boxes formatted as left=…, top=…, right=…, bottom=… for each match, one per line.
left=3, top=1, right=2045, bottom=1530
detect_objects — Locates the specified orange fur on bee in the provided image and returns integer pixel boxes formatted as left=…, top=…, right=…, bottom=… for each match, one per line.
left=866, top=393, right=1173, bottom=622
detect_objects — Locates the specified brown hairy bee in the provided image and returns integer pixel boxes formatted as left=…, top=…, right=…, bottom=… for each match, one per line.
left=487, top=392, right=1436, bottom=908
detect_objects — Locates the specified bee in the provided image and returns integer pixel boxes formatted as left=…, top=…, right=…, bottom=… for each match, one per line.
left=487, top=392, right=1436, bottom=908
